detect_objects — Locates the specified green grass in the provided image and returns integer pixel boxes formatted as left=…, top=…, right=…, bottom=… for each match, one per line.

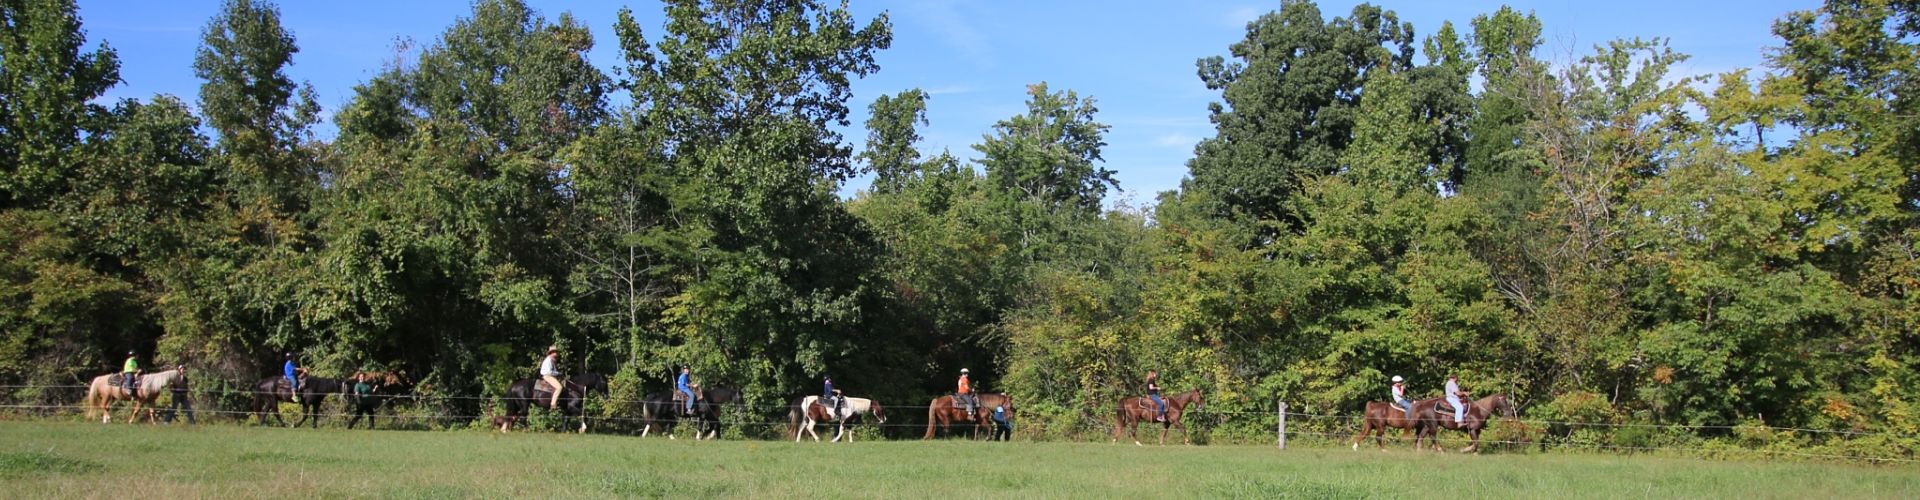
left=1, top=421, right=1916, bottom=498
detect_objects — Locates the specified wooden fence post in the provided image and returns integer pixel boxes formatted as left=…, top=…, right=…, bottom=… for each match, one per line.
left=1277, top=400, right=1287, bottom=450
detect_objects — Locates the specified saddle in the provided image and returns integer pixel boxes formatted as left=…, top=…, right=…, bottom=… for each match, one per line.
left=110, top=373, right=143, bottom=395
left=535, top=378, right=570, bottom=396
left=815, top=397, right=846, bottom=420
left=672, top=385, right=704, bottom=403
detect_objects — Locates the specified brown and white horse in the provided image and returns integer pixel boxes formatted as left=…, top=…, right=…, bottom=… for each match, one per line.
left=84, top=368, right=186, bottom=424
left=923, top=393, right=1013, bottom=440
left=791, top=395, right=886, bottom=442
left=1113, top=389, right=1206, bottom=446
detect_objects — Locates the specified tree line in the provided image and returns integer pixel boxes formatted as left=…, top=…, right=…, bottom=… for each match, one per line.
left=2, top=0, right=1916, bottom=444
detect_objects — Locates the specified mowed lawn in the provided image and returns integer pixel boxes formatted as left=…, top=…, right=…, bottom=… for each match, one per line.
left=2, top=421, right=1917, bottom=498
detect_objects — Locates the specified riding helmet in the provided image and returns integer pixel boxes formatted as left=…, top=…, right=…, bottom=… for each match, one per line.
left=127, top=350, right=136, bottom=356
left=960, top=368, right=970, bottom=374
left=1391, top=375, right=1403, bottom=382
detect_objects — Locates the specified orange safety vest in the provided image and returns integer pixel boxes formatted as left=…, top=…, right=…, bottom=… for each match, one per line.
left=957, top=375, right=971, bottom=395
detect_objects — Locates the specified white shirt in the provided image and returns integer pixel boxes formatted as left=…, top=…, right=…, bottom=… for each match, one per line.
left=1392, top=383, right=1405, bottom=400
left=540, top=355, right=559, bottom=377
left=1444, top=379, right=1462, bottom=399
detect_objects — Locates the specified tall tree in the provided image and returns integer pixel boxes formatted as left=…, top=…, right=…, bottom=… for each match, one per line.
left=0, top=0, right=119, bottom=208
left=861, top=88, right=928, bottom=194
left=1185, top=1, right=1413, bottom=228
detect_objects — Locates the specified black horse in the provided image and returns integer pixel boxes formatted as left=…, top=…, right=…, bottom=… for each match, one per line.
left=346, top=372, right=415, bottom=430
left=495, top=372, right=609, bottom=433
left=251, top=375, right=346, bottom=428
left=640, top=387, right=743, bottom=440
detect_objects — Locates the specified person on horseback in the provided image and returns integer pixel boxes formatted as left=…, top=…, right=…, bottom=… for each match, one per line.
left=677, top=366, right=696, bottom=416
left=957, top=368, right=975, bottom=418
left=540, top=346, right=564, bottom=410
left=1390, top=375, right=1412, bottom=419
left=120, top=351, right=141, bottom=398
left=822, top=374, right=842, bottom=419
left=283, top=353, right=302, bottom=403
left=1444, top=374, right=1466, bottom=424
left=1146, top=370, right=1166, bottom=423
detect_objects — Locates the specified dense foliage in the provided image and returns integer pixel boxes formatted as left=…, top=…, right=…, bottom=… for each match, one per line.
left=2, top=0, right=1917, bottom=450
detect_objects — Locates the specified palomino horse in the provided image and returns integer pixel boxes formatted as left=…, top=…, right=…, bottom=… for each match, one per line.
left=251, top=375, right=346, bottom=428
left=1352, top=396, right=1446, bottom=451
left=791, top=395, right=887, bottom=442
left=84, top=369, right=187, bottom=423
left=1113, top=389, right=1206, bottom=446
left=1417, top=393, right=1518, bottom=453
left=640, top=387, right=743, bottom=440
left=923, top=393, right=1013, bottom=440
left=495, top=372, right=609, bottom=433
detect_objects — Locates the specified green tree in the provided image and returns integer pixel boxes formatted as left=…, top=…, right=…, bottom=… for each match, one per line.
left=861, top=89, right=929, bottom=194
left=0, top=0, right=120, bottom=208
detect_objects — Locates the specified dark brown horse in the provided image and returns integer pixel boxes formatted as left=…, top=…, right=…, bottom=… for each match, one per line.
left=1352, top=396, right=1445, bottom=451
left=250, top=375, right=345, bottom=428
left=923, top=393, right=1013, bottom=440
left=1417, top=393, right=1517, bottom=453
left=1113, top=389, right=1206, bottom=446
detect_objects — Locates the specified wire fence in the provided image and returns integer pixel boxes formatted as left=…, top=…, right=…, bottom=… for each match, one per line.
left=5, top=384, right=1916, bottom=464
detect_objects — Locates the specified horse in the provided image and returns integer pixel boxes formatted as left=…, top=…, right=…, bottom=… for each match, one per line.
left=1352, top=396, right=1446, bottom=451
left=640, top=386, right=742, bottom=440
left=923, top=393, right=1014, bottom=440
left=346, top=371, right=414, bottom=430
left=495, top=372, right=609, bottom=433
left=1113, top=389, right=1206, bottom=446
left=250, top=374, right=346, bottom=428
left=1417, top=393, right=1518, bottom=453
left=790, top=395, right=886, bottom=443
left=84, top=368, right=187, bottom=423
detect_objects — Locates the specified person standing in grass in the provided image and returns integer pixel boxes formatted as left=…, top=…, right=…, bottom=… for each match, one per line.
left=990, top=405, right=1012, bottom=441
left=164, top=365, right=194, bottom=424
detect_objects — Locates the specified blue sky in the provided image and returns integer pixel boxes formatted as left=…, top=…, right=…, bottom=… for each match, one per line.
left=79, top=0, right=1814, bottom=204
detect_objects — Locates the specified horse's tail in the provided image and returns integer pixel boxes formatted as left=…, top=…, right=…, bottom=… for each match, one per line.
left=787, top=399, right=801, bottom=438
left=923, top=398, right=939, bottom=440
left=83, top=380, right=100, bottom=421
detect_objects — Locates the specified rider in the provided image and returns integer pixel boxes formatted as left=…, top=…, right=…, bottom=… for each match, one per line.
left=1444, top=374, right=1467, bottom=424
left=283, top=353, right=302, bottom=403
left=1390, top=375, right=1412, bottom=419
left=957, top=368, right=975, bottom=418
left=1146, top=370, right=1166, bottom=423
left=121, top=350, right=141, bottom=398
left=821, top=374, right=842, bottom=418
left=540, top=346, right=563, bottom=410
left=677, top=366, right=696, bottom=416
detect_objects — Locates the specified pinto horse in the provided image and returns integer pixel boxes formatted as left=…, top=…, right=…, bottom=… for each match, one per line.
left=250, top=375, right=345, bottom=428
left=1113, top=389, right=1206, bottom=446
left=84, top=369, right=187, bottom=423
left=790, top=395, right=886, bottom=442
left=923, top=393, right=1014, bottom=440
left=1417, top=393, right=1518, bottom=453
left=496, top=372, right=608, bottom=433
left=1352, top=397, right=1446, bottom=451
left=640, top=387, right=743, bottom=440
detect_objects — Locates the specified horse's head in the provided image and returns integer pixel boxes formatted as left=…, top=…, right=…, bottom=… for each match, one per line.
left=1187, top=389, right=1206, bottom=413
left=870, top=402, right=887, bottom=424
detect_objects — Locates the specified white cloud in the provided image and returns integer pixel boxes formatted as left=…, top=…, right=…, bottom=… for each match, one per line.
left=923, top=84, right=977, bottom=96
left=902, top=0, right=994, bottom=69
left=1153, top=133, right=1201, bottom=149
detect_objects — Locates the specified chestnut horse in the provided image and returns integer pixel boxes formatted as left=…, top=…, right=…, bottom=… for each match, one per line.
left=84, top=369, right=186, bottom=423
left=1113, top=389, right=1206, bottom=446
left=1417, top=393, right=1518, bottom=453
left=923, top=393, right=1013, bottom=440
left=1352, top=396, right=1445, bottom=451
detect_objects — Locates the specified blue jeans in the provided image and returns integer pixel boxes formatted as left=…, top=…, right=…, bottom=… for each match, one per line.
left=1149, top=395, right=1165, bottom=418
left=679, top=388, right=695, bottom=413
left=1394, top=398, right=1412, bottom=419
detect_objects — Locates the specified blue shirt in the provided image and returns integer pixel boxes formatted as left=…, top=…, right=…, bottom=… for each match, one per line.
left=284, top=360, right=298, bottom=379
left=992, top=408, right=1009, bottom=424
left=676, top=373, right=691, bottom=392
left=823, top=380, right=834, bottom=396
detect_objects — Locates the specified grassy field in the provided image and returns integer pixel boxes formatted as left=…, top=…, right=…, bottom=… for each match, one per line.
left=3, top=421, right=1917, bottom=498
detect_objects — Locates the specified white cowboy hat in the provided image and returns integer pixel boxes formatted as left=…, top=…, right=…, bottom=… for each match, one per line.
left=1391, top=375, right=1403, bottom=383
left=547, top=345, right=559, bottom=353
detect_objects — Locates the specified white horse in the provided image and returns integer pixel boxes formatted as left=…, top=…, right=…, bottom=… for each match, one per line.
left=85, top=368, right=187, bottom=423
left=792, top=395, right=886, bottom=442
